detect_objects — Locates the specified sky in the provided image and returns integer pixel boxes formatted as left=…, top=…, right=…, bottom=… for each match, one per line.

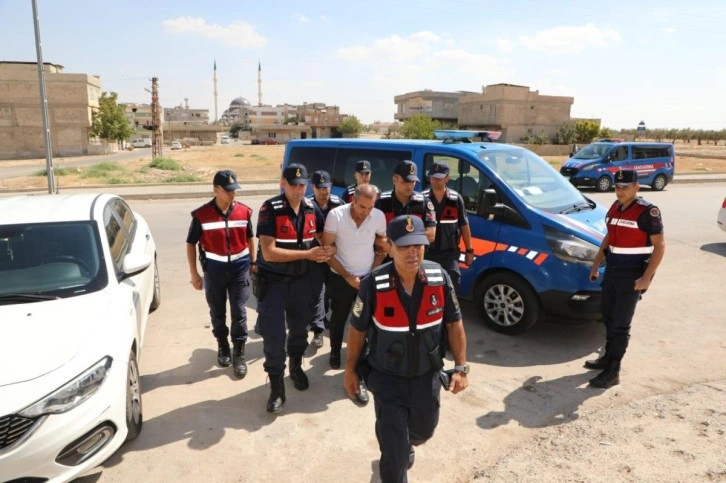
left=1, top=0, right=725, bottom=130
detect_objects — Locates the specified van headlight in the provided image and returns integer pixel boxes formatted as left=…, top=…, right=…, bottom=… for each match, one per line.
left=545, top=227, right=600, bottom=264
left=19, top=357, right=112, bottom=417
left=580, top=165, right=596, bottom=172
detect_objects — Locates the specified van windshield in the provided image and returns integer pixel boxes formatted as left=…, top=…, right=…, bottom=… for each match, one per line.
left=478, top=148, right=591, bottom=213
left=572, top=143, right=614, bottom=160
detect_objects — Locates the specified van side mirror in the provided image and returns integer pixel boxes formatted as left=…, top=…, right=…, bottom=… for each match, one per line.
left=477, top=188, right=529, bottom=228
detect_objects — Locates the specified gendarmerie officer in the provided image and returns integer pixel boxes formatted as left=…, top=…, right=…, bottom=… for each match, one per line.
left=343, top=215, right=469, bottom=483
left=307, top=170, right=344, bottom=348
left=186, top=170, right=255, bottom=378
left=587, top=169, right=665, bottom=388
left=422, top=161, right=474, bottom=293
left=256, top=163, right=334, bottom=413
left=342, top=160, right=372, bottom=203
left=375, top=160, right=436, bottom=241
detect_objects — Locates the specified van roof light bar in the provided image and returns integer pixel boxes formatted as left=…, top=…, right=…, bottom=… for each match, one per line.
left=434, top=130, right=502, bottom=143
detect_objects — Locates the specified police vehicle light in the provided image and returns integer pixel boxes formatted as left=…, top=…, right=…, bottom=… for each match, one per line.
left=434, top=130, right=502, bottom=143
left=544, top=226, right=599, bottom=264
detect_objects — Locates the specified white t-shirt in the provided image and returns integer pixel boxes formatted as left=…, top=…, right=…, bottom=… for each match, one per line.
left=324, top=203, right=387, bottom=277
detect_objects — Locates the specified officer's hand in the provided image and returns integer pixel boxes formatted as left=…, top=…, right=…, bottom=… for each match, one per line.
left=190, top=272, right=203, bottom=291
left=449, top=372, right=468, bottom=394
left=308, top=246, right=330, bottom=263
left=589, top=268, right=599, bottom=282
left=634, top=277, right=651, bottom=291
left=464, top=252, right=474, bottom=266
left=343, top=368, right=360, bottom=398
left=346, top=274, right=361, bottom=290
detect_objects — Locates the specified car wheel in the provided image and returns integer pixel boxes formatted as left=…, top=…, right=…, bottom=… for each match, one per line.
left=125, top=350, right=143, bottom=441
left=475, top=273, right=541, bottom=335
left=149, top=258, right=161, bottom=313
left=596, top=175, right=612, bottom=192
left=651, top=174, right=667, bottom=191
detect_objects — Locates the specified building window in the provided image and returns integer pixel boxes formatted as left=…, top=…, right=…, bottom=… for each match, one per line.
left=530, top=105, right=535, bottom=110
left=489, top=105, right=496, bottom=118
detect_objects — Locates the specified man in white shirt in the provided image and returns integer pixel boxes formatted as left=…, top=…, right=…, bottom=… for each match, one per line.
left=322, top=184, right=387, bottom=403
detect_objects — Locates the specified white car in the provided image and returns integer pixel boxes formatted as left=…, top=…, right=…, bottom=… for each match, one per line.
left=718, top=196, right=726, bottom=232
left=220, top=135, right=230, bottom=144
left=131, top=138, right=151, bottom=148
left=171, top=140, right=182, bottom=150
left=0, top=193, right=160, bottom=481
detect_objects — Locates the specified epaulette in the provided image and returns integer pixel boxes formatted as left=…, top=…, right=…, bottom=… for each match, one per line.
left=636, top=197, right=652, bottom=207
left=411, top=192, right=424, bottom=202
left=419, top=262, right=445, bottom=285
left=379, top=191, right=392, bottom=199
left=330, top=194, right=343, bottom=206
left=447, top=189, right=459, bottom=200
left=270, top=197, right=285, bottom=211
left=373, top=267, right=396, bottom=291
left=302, top=197, right=315, bottom=209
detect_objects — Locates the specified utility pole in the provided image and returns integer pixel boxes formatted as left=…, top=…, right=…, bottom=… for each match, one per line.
left=31, top=0, right=55, bottom=194
left=150, top=77, right=162, bottom=158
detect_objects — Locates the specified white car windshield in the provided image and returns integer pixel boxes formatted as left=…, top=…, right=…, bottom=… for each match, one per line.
left=0, top=222, right=107, bottom=301
left=478, top=148, right=592, bottom=214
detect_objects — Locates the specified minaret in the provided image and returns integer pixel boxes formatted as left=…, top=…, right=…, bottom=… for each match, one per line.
left=213, top=60, right=219, bottom=123
left=257, top=61, right=262, bottom=106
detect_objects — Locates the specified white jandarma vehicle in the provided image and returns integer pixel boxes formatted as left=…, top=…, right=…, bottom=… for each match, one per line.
left=0, top=193, right=160, bottom=482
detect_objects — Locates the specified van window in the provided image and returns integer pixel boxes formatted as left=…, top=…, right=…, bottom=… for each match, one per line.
left=287, top=147, right=338, bottom=183
left=632, top=146, right=671, bottom=159
left=334, top=148, right=413, bottom=192
left=613, top=146, right=628, bottom=161
left=422, top=153, right=494, bottom=213
left=572, top=143, right=613, bottom=160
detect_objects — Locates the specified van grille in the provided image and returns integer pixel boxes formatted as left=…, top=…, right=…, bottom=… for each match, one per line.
left=0, top=414, right=38, bottom=450
left=560, top=167, right=578, bottom=176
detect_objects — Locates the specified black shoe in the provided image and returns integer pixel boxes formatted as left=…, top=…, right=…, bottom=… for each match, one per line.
left=408, top=446, right=415, bottom=469
left=289, top=356, right=309, bottom=391
left=311, top=331, right=324, bottom=349
left=329, top=350, right=341, bottom=369
left=589, top=365, right=620, bottom=388
left=232, top=341, right=247, bottom=378
left=584, top=357, right=609, bottom=370
left=217, top=338, right=231, bottom=367
left=356, top=378, right=369, bottom=405
left=266, top=374, right=286, bottom=413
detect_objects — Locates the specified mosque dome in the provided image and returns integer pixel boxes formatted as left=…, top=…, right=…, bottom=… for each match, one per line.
left=230, top=97, right=251, bottom=107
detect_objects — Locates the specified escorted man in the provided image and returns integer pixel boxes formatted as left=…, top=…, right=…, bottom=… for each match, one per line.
left=322, top=184, right=387, bottom=397
left=342, top=159, right=372, bottom=203
left=186, top=169, right=255, bottom=379
left=423, top=161, right=474, bottom=293
left=308, top=170, right=344, bottom=348
left=586, top=169, right=665, bottom=388
left=375, top=160, right=437, bottom=242
left=344, top=215, right=469, bottom=482
left=256, top=163, right=334, bottom=413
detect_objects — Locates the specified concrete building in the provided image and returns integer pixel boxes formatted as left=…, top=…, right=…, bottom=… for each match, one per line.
left=297, top=102, right=346, bottom=138
left=394, top=90, right=475, bottom=123
left=457, top=84, right=575, bottom=142
left=0, top=61, right=100, bottom=160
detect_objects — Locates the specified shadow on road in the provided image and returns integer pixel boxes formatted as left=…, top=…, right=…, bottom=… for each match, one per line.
left=701, top=242, right=726, bottom=257
left=477, top=372, right=604, bottom=430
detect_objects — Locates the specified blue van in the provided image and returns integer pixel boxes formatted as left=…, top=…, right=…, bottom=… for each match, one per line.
left=283, top=131, right=607, bottom=335
left=560, top=141, right=675, bottom=192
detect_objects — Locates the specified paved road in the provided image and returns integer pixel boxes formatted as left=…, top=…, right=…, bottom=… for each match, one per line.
left=0, top=148, right=153, bottom=178
left=74, top=183, right=726, bottom=482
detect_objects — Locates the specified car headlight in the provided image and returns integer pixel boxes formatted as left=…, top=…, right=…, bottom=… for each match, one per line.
left=580, top=165, right=596, bottom=172
left=19, top=357, right=112, bottom=417
left=545, top=227, right=600, bottom=264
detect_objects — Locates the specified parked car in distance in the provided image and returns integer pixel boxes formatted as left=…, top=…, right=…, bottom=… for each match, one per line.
left=259, top=138, right=279, bottom=145
left=718, top=197, right=726, bottom=232
left=0, top=193, right=160, bottom=482
left=171, top=140, right=182, bottom=150
left=220, top=135, right=230, bottom=144
left=131, top=138, right=151, bottom=148
left=250, top=138, right=260, bottom=145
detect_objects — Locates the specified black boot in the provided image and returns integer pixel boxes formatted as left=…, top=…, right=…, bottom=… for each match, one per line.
left=584, top=355, right=610, bottom=370
left=217, top=338, right=231, bottom=367
left=589, top=361, right=621, bottom=388
left=266, top=373, right=286, bottom=413
left=232, top=341, right=247, bottom=378
left=289, top=355, right=309, bottom=391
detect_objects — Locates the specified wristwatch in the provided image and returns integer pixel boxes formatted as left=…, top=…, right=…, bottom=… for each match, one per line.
left=465, top=248, right=474, bottom=254
left=454, top=364, right=470, bottom=374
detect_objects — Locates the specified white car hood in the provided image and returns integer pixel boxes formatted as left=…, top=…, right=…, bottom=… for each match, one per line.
left=0, top=292, right=111, bottom=386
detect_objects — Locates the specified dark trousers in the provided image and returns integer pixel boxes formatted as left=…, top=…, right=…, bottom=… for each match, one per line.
left=601, top=266, right=642, bottom=361
left=203, top=268, right=250, bottom=343
left=368, top=370, right=441, bottom=483
left=425, top=250, right=461, bottom=293
left=309, top=262, right=330, bottom=333
left=257, top=275, right=312, bottom=375
left=328, top=271, right=359, bottom=352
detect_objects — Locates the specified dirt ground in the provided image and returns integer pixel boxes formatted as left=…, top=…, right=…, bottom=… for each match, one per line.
left=1, top=140, right=725, bottom=191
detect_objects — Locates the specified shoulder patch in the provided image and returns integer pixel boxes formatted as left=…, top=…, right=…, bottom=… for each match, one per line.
left=650, top=206, right=661, bottom=218
left=352, top=296, right=364, bottom=317
left=426, top=200, right=434, bottom=211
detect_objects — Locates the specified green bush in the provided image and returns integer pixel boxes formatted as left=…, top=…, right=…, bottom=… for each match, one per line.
left=164, top=173, right=203, bottom=183
left=234, top=153, right=245, bottom=158
left=80, top=162, right=125, bottom=179
left=33, top=167, right=75, bottom=177
left=147, top=157, right=182, bottom=171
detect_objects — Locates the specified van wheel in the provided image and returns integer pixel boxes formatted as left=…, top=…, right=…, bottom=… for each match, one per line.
left=475, top=273, right=541, bottom=335
left=596, top=175, right=612, bottom=192
left=651, top=174, right=667, bottom=191
left=125, top=350, right=143, bottom=441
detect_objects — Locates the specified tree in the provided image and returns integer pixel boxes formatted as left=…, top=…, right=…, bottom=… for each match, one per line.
left=229, top=122, right=249, bottom=138
left=573, top=120, right=600, bottom=144
left=338, top=116, right=363, bottom=136
left=90, top=92, right=133, bottom=142
left=553, top=123, right=576, bottom=144
left=401, top=114, right=441, bottom=139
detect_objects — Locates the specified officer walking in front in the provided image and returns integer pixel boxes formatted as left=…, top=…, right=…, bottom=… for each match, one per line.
left=586, top=169, right=665, bottom=388
left=423, top=161, right=474, bottom=293
left=376, top=160, right=437, bottom=241
left=256, top=163, right=334, bottom=413
left=307, top=170, right=344, bottom=348
left=186, top=170, right=255, bottom=379
left=343, top=215, right=469, bottom=482
left=342, top=160, right=373, bottom=203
